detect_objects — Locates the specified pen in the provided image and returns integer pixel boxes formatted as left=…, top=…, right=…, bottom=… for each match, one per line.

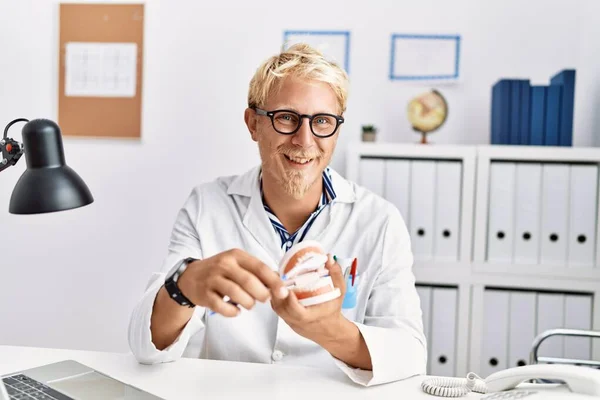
left=350, top=258, right=357, bottom=286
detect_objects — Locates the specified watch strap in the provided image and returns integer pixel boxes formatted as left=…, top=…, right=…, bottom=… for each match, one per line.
left=165, top=258, right=197, bottom=308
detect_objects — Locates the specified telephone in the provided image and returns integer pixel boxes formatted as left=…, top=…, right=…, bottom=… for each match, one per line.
left=421, top=363, right=600, bottom=399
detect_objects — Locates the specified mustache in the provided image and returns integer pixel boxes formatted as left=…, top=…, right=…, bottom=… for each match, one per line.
left=277, top=146, right=322, bottom=159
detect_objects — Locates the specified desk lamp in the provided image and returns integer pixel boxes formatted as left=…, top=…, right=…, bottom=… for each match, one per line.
left=1, top=118, right=93, bottom=214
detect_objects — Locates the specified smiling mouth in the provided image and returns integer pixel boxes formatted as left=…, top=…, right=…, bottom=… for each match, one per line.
left=284, top=154, right=315, bottom=165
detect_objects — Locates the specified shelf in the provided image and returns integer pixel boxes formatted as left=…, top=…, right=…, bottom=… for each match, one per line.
left=413, top=261, right=471, bottom=286
left=348, top=142, right=476, bottom=160
left=476, top=145, right=600, bottom=163
left=411, top=261, right=600, bottom=291
left=472, top=262, right=600, bottom=281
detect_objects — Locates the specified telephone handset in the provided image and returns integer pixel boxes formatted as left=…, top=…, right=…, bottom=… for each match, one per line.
left=421, top=363, right=600, bottom=399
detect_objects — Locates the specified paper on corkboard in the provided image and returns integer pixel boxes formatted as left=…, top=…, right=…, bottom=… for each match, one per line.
left=58, top=3, right=144, bottom=139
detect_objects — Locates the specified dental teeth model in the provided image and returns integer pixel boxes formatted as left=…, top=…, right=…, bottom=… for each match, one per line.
left=279, top=240, right=341, bottom=306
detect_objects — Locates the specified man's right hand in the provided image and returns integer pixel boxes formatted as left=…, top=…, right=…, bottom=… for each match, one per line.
left=177, top=248, right=289, bottom=317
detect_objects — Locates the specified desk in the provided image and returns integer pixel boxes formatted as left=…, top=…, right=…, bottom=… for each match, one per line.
left=0, top=346, right=483, bottom=399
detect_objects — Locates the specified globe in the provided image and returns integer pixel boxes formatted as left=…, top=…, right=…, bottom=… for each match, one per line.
left=407, top=89, right=448, bottom=144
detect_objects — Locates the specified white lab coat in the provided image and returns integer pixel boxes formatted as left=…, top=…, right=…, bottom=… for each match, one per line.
left=128, top=165, right=427, bottom=386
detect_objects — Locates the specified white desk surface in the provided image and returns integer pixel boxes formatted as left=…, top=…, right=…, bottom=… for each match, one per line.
left=0, top=345, right=484, bottom=400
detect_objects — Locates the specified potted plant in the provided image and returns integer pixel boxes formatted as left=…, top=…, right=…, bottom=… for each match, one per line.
left=361, top=125, right=376, bottom=142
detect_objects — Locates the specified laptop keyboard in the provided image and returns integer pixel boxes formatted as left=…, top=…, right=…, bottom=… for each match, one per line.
left=2, top=375, right=74, bottom=400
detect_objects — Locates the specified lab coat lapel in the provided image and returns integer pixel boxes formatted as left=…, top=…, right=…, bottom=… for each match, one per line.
left=239, top=168, right=284, bottom=267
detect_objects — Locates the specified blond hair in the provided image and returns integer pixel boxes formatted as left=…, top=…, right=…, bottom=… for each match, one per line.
left=247, top=43, right=349, bottom=113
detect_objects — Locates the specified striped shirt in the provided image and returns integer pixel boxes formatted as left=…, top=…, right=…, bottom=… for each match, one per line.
left=260, top=167, right=337, bottom=252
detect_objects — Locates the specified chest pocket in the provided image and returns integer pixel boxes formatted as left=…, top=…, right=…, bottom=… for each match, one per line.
left=340, top=266, right=372, bottom=323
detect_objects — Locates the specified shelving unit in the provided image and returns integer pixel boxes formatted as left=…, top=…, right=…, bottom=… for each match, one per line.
left=346, top=142, right=600, bottom=378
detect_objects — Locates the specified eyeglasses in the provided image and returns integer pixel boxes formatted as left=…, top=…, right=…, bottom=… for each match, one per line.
left=253, top=108, right=344, bottom=138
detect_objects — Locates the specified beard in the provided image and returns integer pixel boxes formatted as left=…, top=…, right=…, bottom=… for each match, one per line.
left=282, top=169, right=314, bottom=199
left=261, top=144, right=326, bottom=200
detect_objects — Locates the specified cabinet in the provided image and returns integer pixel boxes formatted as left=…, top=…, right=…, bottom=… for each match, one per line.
left=347, top=143, right=600, bottom=377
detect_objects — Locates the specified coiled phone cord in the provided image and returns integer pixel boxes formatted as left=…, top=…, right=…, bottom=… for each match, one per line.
left=421, top=372, right=488, bottom=397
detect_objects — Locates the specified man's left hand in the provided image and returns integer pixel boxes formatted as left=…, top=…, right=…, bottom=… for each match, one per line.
left=271, top=254, right=347, bottom=345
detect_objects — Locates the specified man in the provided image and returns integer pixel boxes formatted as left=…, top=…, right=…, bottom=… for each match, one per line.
left=128, top=43, right=426, bottom=386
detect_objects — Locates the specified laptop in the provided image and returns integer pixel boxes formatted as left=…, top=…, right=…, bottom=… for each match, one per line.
left=0, top=359, right=163, bottom=399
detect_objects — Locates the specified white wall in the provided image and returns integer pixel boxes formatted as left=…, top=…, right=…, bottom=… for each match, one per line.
left=0, top=0, right=598, bottom=353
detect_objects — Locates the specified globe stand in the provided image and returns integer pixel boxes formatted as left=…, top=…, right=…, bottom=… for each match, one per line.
left=413, top=128, right=431, bottom=145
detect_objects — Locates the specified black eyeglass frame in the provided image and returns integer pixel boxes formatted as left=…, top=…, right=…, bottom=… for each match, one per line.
left=253, top=107, right=345, bottom=138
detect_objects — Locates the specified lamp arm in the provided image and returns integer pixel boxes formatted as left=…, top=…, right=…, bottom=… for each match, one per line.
left=1, top=118, right=28, bottom=173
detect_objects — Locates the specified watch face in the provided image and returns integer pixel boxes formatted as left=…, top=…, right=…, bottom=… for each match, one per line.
left=167, top=259, right=188, bottom=281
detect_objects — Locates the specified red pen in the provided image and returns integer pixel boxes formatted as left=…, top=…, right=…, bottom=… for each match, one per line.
left=350, top=258, right=357, bottom=286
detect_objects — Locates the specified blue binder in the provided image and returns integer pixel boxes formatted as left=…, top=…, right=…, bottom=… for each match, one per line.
left=530, top=86, right=547, bottom=146
left=544, top=84, right=563, bottom=146
left=550, top=69, right=575, bottom=146
left=510, top=80, right=522, bottom=145
left=520, top=80, right=531, bottom=145
left=491, top=80, right=512, bottom=144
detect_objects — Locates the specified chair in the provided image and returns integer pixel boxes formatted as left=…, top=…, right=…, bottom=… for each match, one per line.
left=530, top=328, right=600, bottom=367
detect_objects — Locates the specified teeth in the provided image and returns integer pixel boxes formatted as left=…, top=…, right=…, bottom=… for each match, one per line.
left=287, top=155, right=312, bottom=164
left=286, top=253, right=328, bottom=278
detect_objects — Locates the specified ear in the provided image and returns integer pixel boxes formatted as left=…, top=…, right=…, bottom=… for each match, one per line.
left=244, top=108, right=259, bottom=142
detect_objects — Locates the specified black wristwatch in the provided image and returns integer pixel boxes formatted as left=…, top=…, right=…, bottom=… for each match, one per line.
left=164, top=257, right=197, bottom=308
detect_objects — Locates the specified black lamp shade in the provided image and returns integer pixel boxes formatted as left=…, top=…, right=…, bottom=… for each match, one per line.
left=8, top=119, right=93, bottom=214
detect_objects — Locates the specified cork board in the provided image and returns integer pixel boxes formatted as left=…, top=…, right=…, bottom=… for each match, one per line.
left=58, top=3, right=144, bottom=139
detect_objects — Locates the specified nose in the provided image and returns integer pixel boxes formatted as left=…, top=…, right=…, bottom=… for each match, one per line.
left=291, top=117, right=315, bottom=148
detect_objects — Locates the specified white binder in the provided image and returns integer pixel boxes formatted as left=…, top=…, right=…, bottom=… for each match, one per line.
left=416, top=286, right=433, bottom=373
left=487, top=162, right=516, bottom=263
left=508, top=291, right=536, bottom=368
left=536, top=293, right=565, bottom=358
left=481, top=289, right=509, bottom=377
left=358, top=158, right=385, bottom=197
left=385, top=159, right=411, bottom=226
left=433, top=161, right=462, bottom=262
left=513, top=163, right=542, bottom=264
left=409, top=160, right=436, bottom=261
left=564, top=294, right=592, bottom=361
left=540, top=164, right=570, bottom=266
left=430, top=287, right=457, bottom=377
left=567, top=165, right=598, bottom=268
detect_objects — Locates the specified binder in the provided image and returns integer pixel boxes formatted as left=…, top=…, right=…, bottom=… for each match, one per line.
left=540, top=164, right=570, bottom=266
left=544, top=85, right=563, bottom=146
left=550, top=70, right=576, bottom=147
left=481, top=290, right=509, bottom=377
left=513, top=163, right=542, bottom=264
left=536, top=293, right=565, bottom=359
left=416, top=286, right=433, bottom=373
left=487, top=162, right=516, bottom=263
left=491, top=80, right=512, bottom=144
left=510, top=80, right=522, bottom=145
left=385, top=159, right=411, bottom=225
left=508, top=291, right=536, bottom=367
left=430, top=287, right=457, bottom=377
left=433, top=161, right=462, bottom=262
left=567, top=165, right=598, bottom=268
left=491, top=81, right=501, bottom=144
left=529, top=86, right=547, bottom=146
left=564, top=294, right=592, bottom=361
left=358, top=158, right=385, bottom=197
left=409, top=160, right=436, bottom=261
left=520, top=80, right=531, bottom=145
